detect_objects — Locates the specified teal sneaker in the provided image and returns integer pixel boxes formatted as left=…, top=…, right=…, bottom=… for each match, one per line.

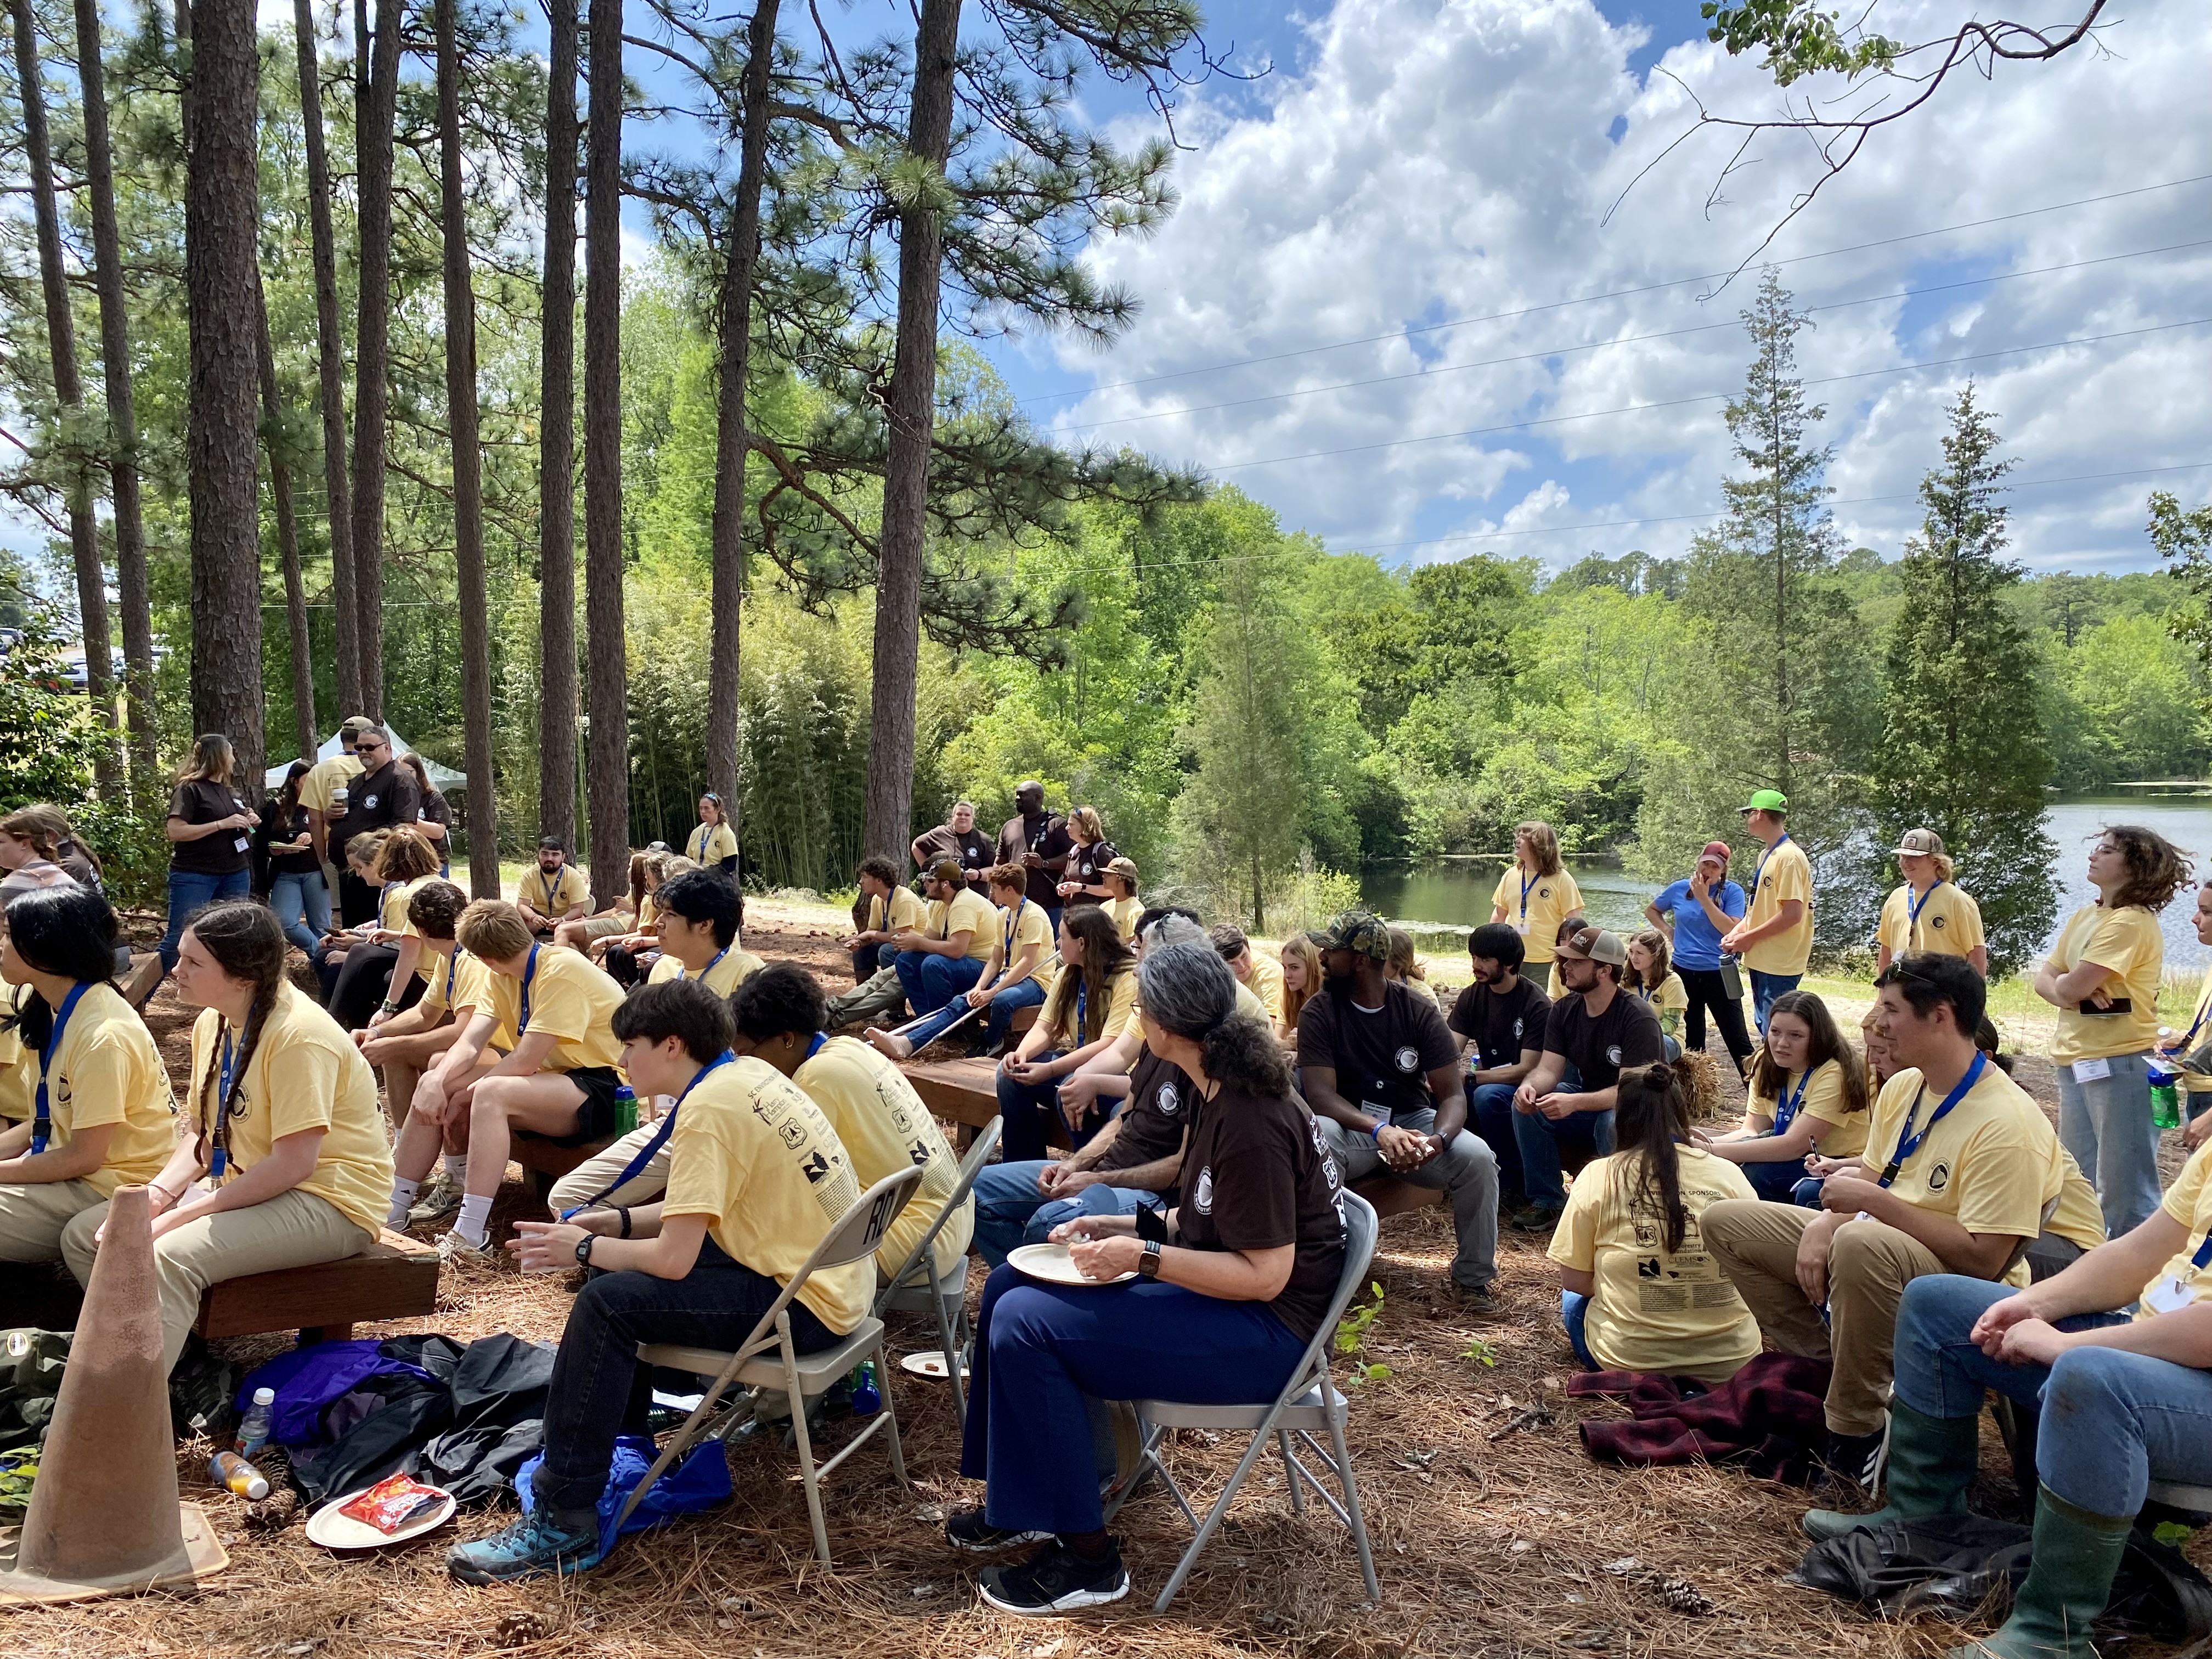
left=447, top=1508, right=603, bottom=1584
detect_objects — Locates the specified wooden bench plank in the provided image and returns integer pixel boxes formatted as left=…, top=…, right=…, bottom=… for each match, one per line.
left=512, top=1133, right=615, bottom=1180
left=902, top=1057, right=1070, bottom=1149
left=1349, top=1175, right=1447, bottom=1220
left=194, top=1231, right=439, bottom=1343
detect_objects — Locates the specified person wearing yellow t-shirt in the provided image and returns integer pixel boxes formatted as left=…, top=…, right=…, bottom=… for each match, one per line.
left=890, top=859, right=993, bottom=1019
left=1623, top=929, right=1691, bottom=1060
left=1719, top=791, right=1814, bottom=1034
left=0, top=888, right=175, bottom=1263
left=684, top=792, right=740, bottom=881
left=0, top=981, right=29, bottom=1125
left=873, top=865, right=1053, bottom=1058
left=1487, top=820, right=1584, bottom=991
left=992, top=906, right=1143, bottom=1161
left=1874, top=828, right=1987, bottom=977
left=645, top=870, right=763, bottom=997
left=2035, top=824, right=2192, bottom=1239
left=1207, top=924, right=1284, bottom=1024
left=1703, top=952, right=2106, bottom=1492
left=2161, top=881, right=2212, bottom=1150
left=844, top=856, right=926, bottom=984
left=1696, top=989, right=1867, bottom=1203
left=515, top=837, right=591, bottom=941
left=1101, top=857, right=1143, bottom=941
left=59, top=901, right=391, bottom=1372
left=462, top=980, right=871, bottom=1584
left=323, top=826, right=442, bottom=1034
left=1551, top=1062, right=1759, bottom=1383
left=301, top=715, right=371, bottom=870
left=390, top=899, right=625, bottom=1259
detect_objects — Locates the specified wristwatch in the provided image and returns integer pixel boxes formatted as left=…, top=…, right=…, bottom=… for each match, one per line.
left=574, top=1234, right=596, bottom=1268
left=1138, top=1239, right=1163, bottom=1280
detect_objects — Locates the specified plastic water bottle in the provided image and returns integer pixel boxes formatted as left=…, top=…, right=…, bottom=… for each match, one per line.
left=235, top=1386, right=276, bottom=1459
left=2150, top=1057, right=2183, bottom=1130
left=612, top=1085, right=637, bottom=1135
left=850, top=1360, right=881, bottom=1416
left=209, top=1451, right=270, bottom=1501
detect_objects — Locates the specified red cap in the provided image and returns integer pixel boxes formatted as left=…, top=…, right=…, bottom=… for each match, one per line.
left=1699, top=840, right=1733, bottom=867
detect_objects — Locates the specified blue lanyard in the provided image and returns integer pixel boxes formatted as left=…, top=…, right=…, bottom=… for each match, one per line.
left=1906, top=878, right=1944, bottom=940
left=517, top=942, right=541, bottom=1033
left=1772, top=1066, right=1812, bottom=1135
left=561, top=1052, right=733, bottom=1219
left=210, top=1027, right=240, bottom=1178
left=676, top=947, right=729, bottom=985
left=805, top=1031, right=828, bottom=1062
left=1879, top=1053, right=1985, bottom=1187
left=538, top=868, right=560, bottom=911
left=1754, top=833, right=1791, bottom=899
left=1004, top=897, right=1025, bottom=961
left=1519, top=867, right=1536, bottom=923
left=442, top=949, right=460, bottom=1007
left=692, top=824, right=713, bottom=861
left=1075, top=983, right=1088, bottom=1039
left=29, top=983, right=91, bottom=1155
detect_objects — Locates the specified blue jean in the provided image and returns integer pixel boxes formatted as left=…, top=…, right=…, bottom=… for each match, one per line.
left=2055, top=1049, right=2161, bottom=1238
left=1740, top=1152, right=1813, bottom=1203
left=1749, top=970, right=1801, bottom=1034
left=1892, top=1273, right=2212, bottom=1517
left=1471, top=1083, right=1524, bottom=1193
left=1515, top=1106, right=1615, bottom=1211
left=159, top=867, right=252, bottom=969
left=997, top=1056, right=1115, bottom=1164
left=895, top=950, right=984, bottom=1018
left=901, top=995, right=987, bottom=1052
left=958, top=1263, right=1308, bottom=1537
left=850, top=941, right=895, bottom=986
left=980, top=976, right=1049, bottom=1052
left=268, top=867, right=330, bottom=956
left=970, top=1161, right=1162, bottom=1268
left=1561, top=1290, right=1597, bottom=1369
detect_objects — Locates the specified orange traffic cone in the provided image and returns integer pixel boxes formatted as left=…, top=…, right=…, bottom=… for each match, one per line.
left=0, top=1186, right=227, bottom=1604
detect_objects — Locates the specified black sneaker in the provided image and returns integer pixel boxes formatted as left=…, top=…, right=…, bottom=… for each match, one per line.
left=977, top=1539, right=1131, bottom=1615
left=1509, top=1204, right=1562, bottom=1234
left=1818, top=1425, right=1887, bottom=1494
left=944, top=1505, right=1052, bottom=1554
left=1453, top=1281, right=1500, bottom=1313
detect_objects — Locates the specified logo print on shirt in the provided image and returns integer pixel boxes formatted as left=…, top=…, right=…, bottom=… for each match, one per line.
left=1394, top=1046, right=1420, bottom=1073
left=1511, top=1017, right=1524, bottom=1040
left=363, top=794, right=379, bottom=810
left=1192, top=1166, right=1214, bottom=1215
left=1927, top=1162, right=1951, bottom=1192
left=1156, top=1081, right=1180, bottom=1117
left=1606, top=1045, right=1623, bottom=1065
left=1932, top=915, right=1947, bottom=930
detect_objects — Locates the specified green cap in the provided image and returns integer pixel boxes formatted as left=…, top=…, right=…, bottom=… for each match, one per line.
left=1737, top=789, right=1788, bottom=814
left=1319, top=911, right=1391, bottom=960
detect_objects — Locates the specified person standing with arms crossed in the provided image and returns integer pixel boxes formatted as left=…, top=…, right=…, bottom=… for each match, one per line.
left=1719, top=791, right=1813, bottom=1035
left=1874, top=828, right=1987, bottom=977
left=1645, top=840, right=1752, bottom=1075
left=1488, top=820, right=1583, bottom=993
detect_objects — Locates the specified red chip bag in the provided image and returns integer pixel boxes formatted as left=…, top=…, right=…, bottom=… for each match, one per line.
left=338, top=1473, right=447, bottom=1534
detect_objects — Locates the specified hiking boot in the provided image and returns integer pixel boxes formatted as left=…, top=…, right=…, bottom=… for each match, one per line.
left=977, top=1539, right=1131, bottom=1615
left=447, top=1507, right=602, bottom=1583
left=944, top=1505, right=1052, bottom=1555
left=1453, top=1280, right=1501, bottom=1313
left=407, top=1171, right=465, bottom=1227
left=1509, top=1204, right=1562, bottom=1234
left=1803, top=1400, right=1976, bottom=1541
left=1943, top=1485, right=2130, bottom=1659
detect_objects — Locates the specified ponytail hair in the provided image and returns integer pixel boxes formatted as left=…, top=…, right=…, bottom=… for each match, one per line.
left=1613, top=1062, right=1691, bottom=1254
left=182, top=902, right=288, bottom=1160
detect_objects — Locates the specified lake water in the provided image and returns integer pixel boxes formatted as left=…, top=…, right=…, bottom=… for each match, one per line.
left=1357, top=794, right=2212, bottom=973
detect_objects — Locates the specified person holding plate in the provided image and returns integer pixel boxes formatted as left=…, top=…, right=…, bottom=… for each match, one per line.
left=943, top=941, right=1346, bottom=1616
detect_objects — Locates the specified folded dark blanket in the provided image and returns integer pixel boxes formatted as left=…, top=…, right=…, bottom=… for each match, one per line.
left=1569, top=1351, right=1833, bottom=1485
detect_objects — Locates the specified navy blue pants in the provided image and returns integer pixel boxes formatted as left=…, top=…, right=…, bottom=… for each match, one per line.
left=997, top=1056, right=1115, bottom=1163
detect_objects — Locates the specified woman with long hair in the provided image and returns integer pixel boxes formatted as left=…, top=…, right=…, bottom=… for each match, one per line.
left=2035, top=825, right=2194, bottom=1236
left=685, top=792, right=738, bottom=882
left=1860, top=1005, right=1898, bottom=1093
left=400, top=752, right=453, bottom=876
left=596, top=850, right=682, bottom=986
left=260, top=759, right=329, bottom=953
left=59, top=901, right=391, bottom=1370
left=18, top=804, right=100, bottom=890
left=1384, top=924, right=1446, bottom=1011
left=947, top=940, right=1347, bottom=1614
left=0, top=887, right=173, bottom=1262
left=1053, top=807, right=1118, bottom=906
left=1278, top=932, right=1323, bottom=1041
left=159, top=732, right=255, bottom=970
left=0, top=808, right=79, bottom=909
left=1550, top=1063, right=1759, bottom=1381
left=994, top=905, right=1138, bottom=1159
left=1697, top=989, right=1869, bottom=1203
left=317, top=828, right=441, bottom=1029
left=1625, top=928, right=1690, bottom=1059
left=1488, top=820, right=1584, bottom=991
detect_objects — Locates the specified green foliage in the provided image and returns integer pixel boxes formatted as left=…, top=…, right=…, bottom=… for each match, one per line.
left=1702, top=0, right=1902, bottom=86
left=2154, top=491, right=2212, bottom=682
left=1460, top=1336, right=1499, bottom=1368
left=0, top=604, right=110, bottom=815
left=1334, top=1282, right=1391, bottom=1386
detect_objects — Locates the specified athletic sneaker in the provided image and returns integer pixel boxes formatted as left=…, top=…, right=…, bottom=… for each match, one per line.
left=407, top=1172, right=465, bottom=1227
left=1817, top=1424, right=1888, bottom=1496
left=436, top=1229, right=494, bottom=1267
left=977, top=1539, right=1130, bottom=1615
left=1508, top=1204, right=1562, bottom=1235
left=944, top=1505, right=1052, bottom=1554
left=447, top=1508, right=603, bottom=1583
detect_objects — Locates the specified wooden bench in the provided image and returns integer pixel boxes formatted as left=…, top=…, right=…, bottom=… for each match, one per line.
left=120, top=952, right=163, bottom=1011
left=511, top=1131, right=618, bottom=1204
left=192, top=1229, right=441, bottom=1345
left=1349, top=1176, right=1448, bottom=1220
left=902, top=1055, right=1072, bottom=1150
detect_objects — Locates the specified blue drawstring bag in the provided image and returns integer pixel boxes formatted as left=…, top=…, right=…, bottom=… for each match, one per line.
left=517, top=1435, right=732, bottom=1558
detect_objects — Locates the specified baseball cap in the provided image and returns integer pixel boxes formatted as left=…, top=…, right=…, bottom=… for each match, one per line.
left=1697, top=840, right=1733, bottom=867
left=1557, top=926, right=1628, bottom=966
left=1319, top=911, right=1391, bottom=960
left=929, top=858, right=963, bottom=883
left=1892, top=828, right=1946, bottom=858
left=1737, top=789, right=1788, bottom=814
left=1105, top=856, right=1139, bottom=882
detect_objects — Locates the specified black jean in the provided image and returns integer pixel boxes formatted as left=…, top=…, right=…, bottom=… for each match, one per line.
left=536, top=1237, right=841, bottom=1520
left=322, top=941, right=424, bottom=1032
left=1675, top=965, right=1753, bottom=1071
left=336, top=866, right=376, bottom=929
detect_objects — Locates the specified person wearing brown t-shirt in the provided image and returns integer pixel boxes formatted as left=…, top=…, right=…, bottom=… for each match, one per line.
left=159, top=732, right=257, bottom=971
left=944, top=940, right=1346, bottom=1616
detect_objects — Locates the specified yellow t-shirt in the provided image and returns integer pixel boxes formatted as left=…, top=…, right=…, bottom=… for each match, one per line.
left=521, top=863, right=590, bottom=919
left=995, top=898, right=1057, bottom=989
left=2176, top=973, right=2212, bottom=1097
left=301, top=752, right=365, bottom=815
left=2049, top=903, right=2163, bottom=1063
left=421, top=950, right=517, bottom=1052
left=686, top=822, right=738, bottom=866
left=1633, top=971, right=1689, bottom=1018
left=1750, top=1057, right=1866, bottom=1158
left=0, top=983, right=30, bottom=1122
left=1548, top=1147, right=1760, bottom=1384
left=1122, top=978, right=1266, bottom=1042
left=1876, top=881, right=1985, bottom=962
left=186, top=984, right=390, bottom=1238
left=647, top=946, right=764, bottom=997
left=928, top=888, right=995, bottom=961
left=30, top=983, right=175, bottom=1196
left=484, top=946, right=624, bottom=1073
left=866, top=886, right=927, bottom=936
left=795, top=1036, right=973, bottom=1279
left=380, top=875, right=432, bottom=935
left=1105, top=895, right=1142, bottom=940
left=1245, top=951, right=1286, bottom=1023
left=2138, top=1137, right=2212, bottom=1323
left=636, top=893, right=661, bottom=934
left=1864, top=1065, right=2107, bottom=1284
left=1491, top=865, right=1584, bottom=964
left=1041, top=962, right=1139, bottom=1049
left=661, top=1057, right=873, bottom=1335
left=1744, top=837, right=1813, bottom=976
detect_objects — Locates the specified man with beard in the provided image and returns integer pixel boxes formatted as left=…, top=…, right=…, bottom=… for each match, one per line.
left=996, top=782, right=1071, bottom=936
left=1451, top=922, right=1551, bottom=1211
left=327, top=724, right=421, bottom=927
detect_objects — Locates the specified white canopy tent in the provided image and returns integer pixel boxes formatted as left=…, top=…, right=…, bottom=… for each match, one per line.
left=263, top=729, right=466, bottom=793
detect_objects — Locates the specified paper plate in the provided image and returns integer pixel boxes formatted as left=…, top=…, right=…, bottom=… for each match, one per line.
left=306, top=1486, right=458, bottom=1550
left=900, top=1350, right=972, bottom=1380
left=1007, top=1242, right=1138, bottom=1287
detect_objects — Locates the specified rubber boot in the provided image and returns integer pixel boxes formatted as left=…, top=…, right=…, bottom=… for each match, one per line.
left=1945, top=1485, right=2130, bottom=1659
left=1802, top=1400, right=1979, bottom=1542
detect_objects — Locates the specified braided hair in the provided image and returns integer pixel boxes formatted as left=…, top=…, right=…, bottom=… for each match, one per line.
left=183, top=901, right=288, bottom=1166
left=1045, top=904, right=1132, bottom=1045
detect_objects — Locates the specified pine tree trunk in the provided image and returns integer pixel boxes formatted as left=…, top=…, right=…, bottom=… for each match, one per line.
left=184, top=0, right=265, bottom=797
left=257, top=287, right=318, bottom=763
left=861, top=0, right=960, bottom=862
left=538, top=0, right=579, bottom=848
left=72, top=0, right=155, bottom=790
left=13, top=0, right=119, bottom=793
left=438, top=0, right=499, bottom=898
left=349, top=0, right=403, bottom=716
left=295, top=0, right=359, bottom=721
left=707, top=0, right=779, bottom=855
left=582, top=0, right=629, bottom=904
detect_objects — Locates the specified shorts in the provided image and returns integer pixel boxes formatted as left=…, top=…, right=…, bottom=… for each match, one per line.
left=538, top=1065, right=625, bottom=1145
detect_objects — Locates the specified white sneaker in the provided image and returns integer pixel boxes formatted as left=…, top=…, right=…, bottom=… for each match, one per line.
left=407, top=1172, right=465, bottom=1226
left=435, top=1229, right=494, bottom=1267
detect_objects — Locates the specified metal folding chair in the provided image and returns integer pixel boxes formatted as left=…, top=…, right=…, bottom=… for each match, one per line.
left=871, top=1119, right=998, bottom=1419
left=618, top=1164, right=923, bottom=1568
left=1103, top=1189, right=1382, bottom=1612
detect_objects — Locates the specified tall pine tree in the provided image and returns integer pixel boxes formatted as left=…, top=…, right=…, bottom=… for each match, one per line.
left=1875, top=384, right=2055, bottom=973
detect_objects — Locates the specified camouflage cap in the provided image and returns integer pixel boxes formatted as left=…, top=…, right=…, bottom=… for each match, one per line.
left=1319, top=910, right=1391, bottom=960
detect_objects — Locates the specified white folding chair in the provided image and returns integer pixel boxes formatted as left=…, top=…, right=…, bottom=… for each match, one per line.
left=1103, top=1189, right=1382, bottom=1612
left=871, top=1119, right=998, bottom=1419
left=619, top=1164, right=923, bottom=1568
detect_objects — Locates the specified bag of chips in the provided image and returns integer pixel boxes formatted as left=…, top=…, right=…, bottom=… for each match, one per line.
left=337, top=1472, right=447, bottom=1534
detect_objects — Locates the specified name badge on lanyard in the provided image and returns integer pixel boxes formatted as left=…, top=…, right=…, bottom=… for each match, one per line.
left=2145, top=1230, right=2212, bottom=1315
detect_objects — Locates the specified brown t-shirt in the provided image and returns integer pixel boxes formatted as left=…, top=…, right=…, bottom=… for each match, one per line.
left=168, top=779, right=251, bottom=876
left=1176, top=1082, right=1347, bottom=1344
left=912, top=824, right=995, bottom=890
left=1102, top=1046, right=1195, bottom=1188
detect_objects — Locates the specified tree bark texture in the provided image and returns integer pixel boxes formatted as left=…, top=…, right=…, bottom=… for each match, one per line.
left=861, top=0, right=960, bottom=862
left=257, top=285, right=319, bottom=764
left=582, top=0, right=629, bottom=904
left=348, top=0, right=403, bottom=715
left=537, top=0, right=579, bottom=848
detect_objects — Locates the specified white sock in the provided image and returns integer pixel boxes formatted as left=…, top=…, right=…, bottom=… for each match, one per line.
left=386, top=1177, right=420, bottom=1229
left=442, top=1154, right=467, bottom=1185
left=454, top=1194, right=493, bottom=1248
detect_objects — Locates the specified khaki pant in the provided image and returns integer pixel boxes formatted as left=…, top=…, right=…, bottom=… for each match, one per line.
left=60, top=1188, right=373, bottom=1371
left=0, top=1179, right=108, bottom=1263
left=1700, top=1199, right=1946, bottom=1436
left=545, top=1125, right=668, bottom=1216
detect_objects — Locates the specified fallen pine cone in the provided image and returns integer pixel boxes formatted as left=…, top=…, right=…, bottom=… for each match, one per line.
left=245, top=1488, right=300, bottom=1531
left=1601, top=1555, right=1715, bottom=1616
left=495, top=1610, right=551, bottom=1648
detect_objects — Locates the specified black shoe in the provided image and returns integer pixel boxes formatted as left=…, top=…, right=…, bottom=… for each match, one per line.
left=977, top=1539, right=1131, bottom=1615
left=1818, top=1425, right=1887, bottom=1495
left=1509, top=1204, right=1562, bottom=1234
left=944, top=1505, right=1052, bottom=1555
left=1454, top=1281, right=1500, bottom=1313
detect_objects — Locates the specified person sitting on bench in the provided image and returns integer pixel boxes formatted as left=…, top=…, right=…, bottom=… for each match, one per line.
left=844, top=856, right=926, bottom=985
left=447, top=980, right=869, bottom=1584
left=59, top=901, right=392, bottom=1372
left=515, top=837, right=590, bottom=943
left=992, top=905, right=1138, bottom=1161
left=643, top=870, right=762, bottom=996
left=887, top=859, right=993, bottom=1023
left=874, top=865, right=1054, bottom=1059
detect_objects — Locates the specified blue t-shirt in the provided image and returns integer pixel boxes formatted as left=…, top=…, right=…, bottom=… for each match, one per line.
left=1652, top=879, right=1746, bottom=972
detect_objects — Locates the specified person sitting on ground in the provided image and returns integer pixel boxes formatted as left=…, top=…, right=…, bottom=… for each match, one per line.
left=324, top=827, right=442, bottom=1032
left=911, top=799, right=995, bottom=893
left=1489, top=820, right=1584, bottom=992
left=844, top=856, right=926, bottom=985
left=1452, top=923, right=1552, bottom=1215
left=1210, top=923, right=1284, bottom=1026
left=1701, top=951, right=2108, bottom=1495
left=991, top=906, right=1140, bottom=1163
left=448, top=980, right=871, bottom=1584
left=0, top=888, right=174, bottom=1265
left=1624, top=929, right=1689, bottom=1060
left=1509, top=927, right=1667, bottom=1235
left=1644, top=840, right=1753, bottom=1075
left=60, top=901, right=392, bottom=1372
left=354, top=878, right=475, bottom=1141
left=1299, top=910, right=1499, bottom=1310
left=1797, top=1136, right=2212, bottom=1659
left=684, top=792, right=738, bottom=882
left=554, top=850, right=646, bottom=953
left=1053, top=807, right=1118, bottom=907
left=1277, top=930, right=1322, bottom=1043
left=889, top=859, right=994, bottom=1022
left=1696, top=989, right=1868, bottom=1204
left=1550, top=1062, right=1759, bottom=1383
left=516, top=837, right=591, bottom=943
left=1100, top=857, right=1143, bottom=941
left=0, top=807, right=82, bottom=910
left=645, top=869, right=763, bottom=996
left=1384, top=926, right=1446, bottom=1013
left=944, top=941, right=1347, bottom=1616
left=876, top=864, right=1045, bottom=1057
left=389, top=899, right=626, bottom=1260
left=1875, top=828, right=1988, bottom=977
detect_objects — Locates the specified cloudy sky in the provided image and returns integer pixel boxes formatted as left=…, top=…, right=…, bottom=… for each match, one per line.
left=981, top=0, right=2207, bottom=574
